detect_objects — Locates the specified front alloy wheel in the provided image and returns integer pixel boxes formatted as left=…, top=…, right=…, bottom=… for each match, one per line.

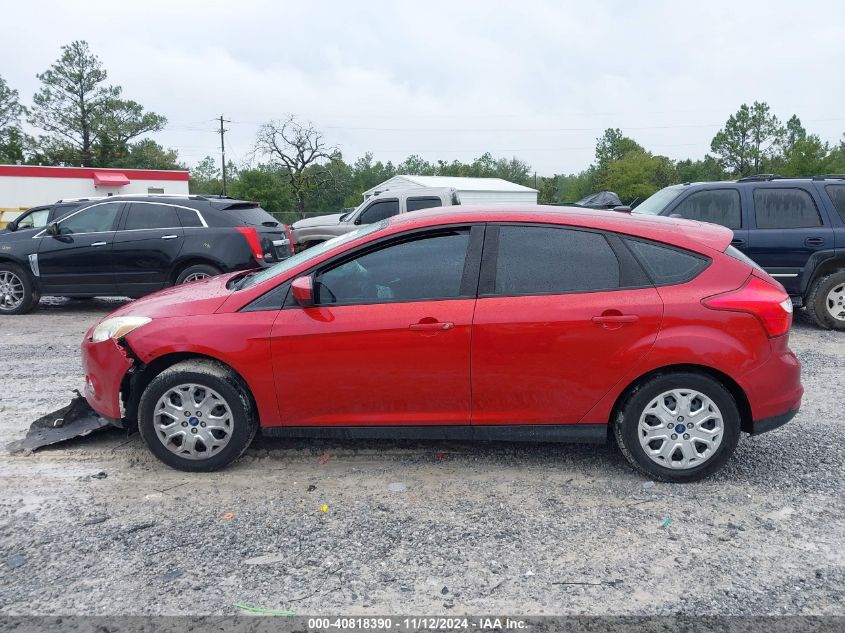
left=153, top=383, right=234, bottom=459
left=0, top=270, right=25, bottom=311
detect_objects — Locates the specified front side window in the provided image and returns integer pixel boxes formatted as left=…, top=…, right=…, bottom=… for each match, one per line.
left=754, top=188, right=821, bottom=229
left=317, top=230, right=470, bottom=305
left=57, top=202, right=121, bottom=235
left=672, top=189, right=742, bottom=229
left=492, top=226, right=620, bottom=296
left=406, top=197, right=443, bottom=212
left=357, top=199, right=399, bottom=224
left=825, top=185, right=845, bottom=222
left=17, top=208, right=49, bottom=229
left=124, top=203, right=179, bottom=230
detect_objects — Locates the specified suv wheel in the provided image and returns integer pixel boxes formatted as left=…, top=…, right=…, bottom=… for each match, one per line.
left=806, top=271, right=845, bottom=331
left=0, top=263, right=40, bottom=315
left=137, top=360, right=258, bottom=471
left=175, top=264, right=222, bottom=285
left=613, top=373, right=741, bottom=483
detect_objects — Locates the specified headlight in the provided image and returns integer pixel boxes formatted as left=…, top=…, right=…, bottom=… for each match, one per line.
left=91, top=316, right=152, bottom=343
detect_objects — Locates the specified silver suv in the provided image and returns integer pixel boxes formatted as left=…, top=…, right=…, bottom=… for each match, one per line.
left=291, top=187, right=459, bottom=250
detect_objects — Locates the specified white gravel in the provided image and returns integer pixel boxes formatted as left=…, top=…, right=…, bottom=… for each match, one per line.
left=0, top=298, right=843, bottom=616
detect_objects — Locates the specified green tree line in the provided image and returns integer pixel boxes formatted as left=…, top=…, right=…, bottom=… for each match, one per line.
left=2, top=41, right=844, bottom=222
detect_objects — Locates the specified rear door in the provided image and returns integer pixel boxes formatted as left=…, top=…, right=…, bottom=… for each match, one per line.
left=668, top=187, right=748, bottom=251
left=111, top=202, right=185, bottom=295
left=470, top=224, right=663, bottom=425
left=746, top=186, right=833, bottom=294
left=37, top=201, right=123, bottom=294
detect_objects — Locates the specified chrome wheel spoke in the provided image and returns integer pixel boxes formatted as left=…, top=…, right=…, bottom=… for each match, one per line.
left=0, top=271, right=25, bottom=310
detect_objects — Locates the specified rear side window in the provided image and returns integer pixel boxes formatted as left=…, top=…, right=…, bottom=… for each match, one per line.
left=753, top=188, right=821, bottom=229
left=177, top=207, right=204, bottom=228
left=825, top=185, right=845, bottom=222
left=672, top=189, right=742, bottom=229
left=124, top=203, right=179, bottom=230
left=406, top=197, right=443, bottom=212
left=358, top=199, right=399, bottom=224
left=625, top=238, right=708, bottom=285
left=493, top=226, right=620, bottom=295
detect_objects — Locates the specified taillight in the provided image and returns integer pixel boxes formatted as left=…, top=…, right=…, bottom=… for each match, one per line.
left=235, top=226, right=264, bottom=261
left=285, top=224, right=296, bottom=254
left=703, top=275, right=793, bottom=337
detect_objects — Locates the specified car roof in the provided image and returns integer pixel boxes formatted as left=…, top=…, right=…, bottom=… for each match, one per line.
left=388, top=204, right=734, bottom=254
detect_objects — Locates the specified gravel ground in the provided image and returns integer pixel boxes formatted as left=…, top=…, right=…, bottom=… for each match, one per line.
left=0, top=298, right=843, bottom=616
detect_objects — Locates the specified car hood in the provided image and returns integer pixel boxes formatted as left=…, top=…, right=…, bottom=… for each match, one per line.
left=0, top=226, right=41, bottom=241
left=108, top=272, right=242, bottom=319
left=292, top=213, right=346, bottom=229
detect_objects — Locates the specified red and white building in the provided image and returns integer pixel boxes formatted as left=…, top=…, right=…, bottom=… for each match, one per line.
left=0, top=165, right=190, bottom=219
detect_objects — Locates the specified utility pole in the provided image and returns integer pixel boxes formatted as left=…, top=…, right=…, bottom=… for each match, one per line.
left=217, top=115, right=231, bottom=196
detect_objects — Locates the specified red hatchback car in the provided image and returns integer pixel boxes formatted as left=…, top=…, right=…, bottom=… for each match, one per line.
left=81, top=206, right=802, bottom=482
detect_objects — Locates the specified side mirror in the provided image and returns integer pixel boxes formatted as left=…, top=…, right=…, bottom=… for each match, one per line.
left=46, top=221, right=59, bottom=236
left=291, top=275, right=314, bottom=308
left=669, top=213, right=682, bottom=219
left=612, top=205, right=632, bottom=213
left=5, top=220, right=17, bottom=232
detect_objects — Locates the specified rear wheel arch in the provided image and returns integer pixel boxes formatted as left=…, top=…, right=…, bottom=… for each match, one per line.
left=168, top=257, right=226, bottom=285
left=802, top=256, right=845, bottom=297
left=121, top=351, right=256, bottom=427
left=610, top=363, right=753, bottom=434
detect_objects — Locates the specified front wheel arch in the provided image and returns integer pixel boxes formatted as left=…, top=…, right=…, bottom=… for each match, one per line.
left=609, top=363, right=753, bottom=435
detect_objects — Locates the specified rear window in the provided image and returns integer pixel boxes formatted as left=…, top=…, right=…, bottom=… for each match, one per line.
left=222, top=204, right=279, bottom=227
left=725, top=245, right=764, bottom=272
left=625, top=238, right=709, bottom=285
left=825, top=185, right=845, bottom=222
left=406, top=196, right=443, bottom=212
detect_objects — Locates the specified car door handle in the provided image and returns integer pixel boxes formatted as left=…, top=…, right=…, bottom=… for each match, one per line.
left=804, top=237, right=824, bottom=246
left=161, top=234, right=180, bottom=240
left=731, top=238, right=746, bottom=247
left=409, top=321, right=454, bottom=331
left=592, top=314, right=639, bottom=325
left=90, top=241, right=107, bottom=247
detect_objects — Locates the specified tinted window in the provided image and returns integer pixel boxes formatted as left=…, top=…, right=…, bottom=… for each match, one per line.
left=358, top=199, right=399, bottom=224
left=57, top=203, right=121, bottom=235
left=317, top=230, right=469, bottom=305
left=52, top=204, right=79, bottom=221
left=407, top=197, right=442, bottom=212
left=625, top=239, right=708, bottom=285
left=754, top=188, right=821, bottom=229
left=826, top=185, right=845, bottom=222
left=177, top=207, right=204, bottom=227
left=494, top=226, right=619, bottom=295
left=224, top=205, right=278, bottom=227
left=672, top=189, right=741, bottom=229
left=16, top=208, right=49, bottom=229
left=124, top=203, right=179, bottom=230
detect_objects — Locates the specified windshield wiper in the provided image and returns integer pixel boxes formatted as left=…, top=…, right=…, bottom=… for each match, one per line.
left=231, top=271, right=258, bottom=290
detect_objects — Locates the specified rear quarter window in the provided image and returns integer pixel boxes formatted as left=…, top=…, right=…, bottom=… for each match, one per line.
left=825, top=185, right=845, bottom=222
left=624, top=238, right=709, bottom=285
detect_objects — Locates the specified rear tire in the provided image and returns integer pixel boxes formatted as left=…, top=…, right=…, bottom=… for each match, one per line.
left=137, top=360, right=258, bottom=472
left=613, top=372, right=741, bottom=483
left=0, top=263, right=39, bottom=315
left=805, top=271, right=845, bottom=331
left=175, top=263, right=222, bottom=285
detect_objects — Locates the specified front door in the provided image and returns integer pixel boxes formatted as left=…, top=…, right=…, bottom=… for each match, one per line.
left=471, top=225, right=664, bottom=425
left=271, top=226, right=480, bottom=427
left=112, top=202, right=185, bottom=295
left=746, top=186, right=834, bottom=294
left=37, top=201, right=123, bottom=295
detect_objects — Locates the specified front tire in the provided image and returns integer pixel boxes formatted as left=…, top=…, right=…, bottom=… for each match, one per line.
left=0, top=263, right=39, bottom=315
left=805, top=271, right=845, bottom=331
left=613, top=372, right=741, bottom=483
left=138, top=360, right=258, bottom=471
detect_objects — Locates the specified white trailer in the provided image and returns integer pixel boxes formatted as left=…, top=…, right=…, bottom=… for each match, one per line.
left=362, top=175, right=538, bottom=206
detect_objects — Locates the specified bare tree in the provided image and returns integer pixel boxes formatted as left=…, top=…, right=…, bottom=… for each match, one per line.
left=254, top=116, right=337, bottom=218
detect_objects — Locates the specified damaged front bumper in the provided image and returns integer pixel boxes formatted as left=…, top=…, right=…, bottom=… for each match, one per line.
left=80, top=335, right=135, bottom=421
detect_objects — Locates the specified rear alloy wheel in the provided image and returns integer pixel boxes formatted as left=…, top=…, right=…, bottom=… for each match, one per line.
left=0, top=264, right=39, bottom=315
left=614, top=373, right=741, bottom=482
left=138, top=360, right=258, bottom=471
left=805, top=271, right=845, bottom=331
left=175, top=264, right=222, bottom=285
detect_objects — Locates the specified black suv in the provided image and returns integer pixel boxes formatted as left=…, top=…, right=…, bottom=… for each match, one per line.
left=634, top=175, right=845, bottom=330
left=0, top=195, right=293, bottom=315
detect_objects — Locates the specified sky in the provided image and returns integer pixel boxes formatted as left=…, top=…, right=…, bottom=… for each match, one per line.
left=2, top=0, right=844, bottom=176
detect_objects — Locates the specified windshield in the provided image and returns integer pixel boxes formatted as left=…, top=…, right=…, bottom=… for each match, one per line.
left=238, top=220, right=388, bottom=289
left=632, top=187, right=684, bottom=215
